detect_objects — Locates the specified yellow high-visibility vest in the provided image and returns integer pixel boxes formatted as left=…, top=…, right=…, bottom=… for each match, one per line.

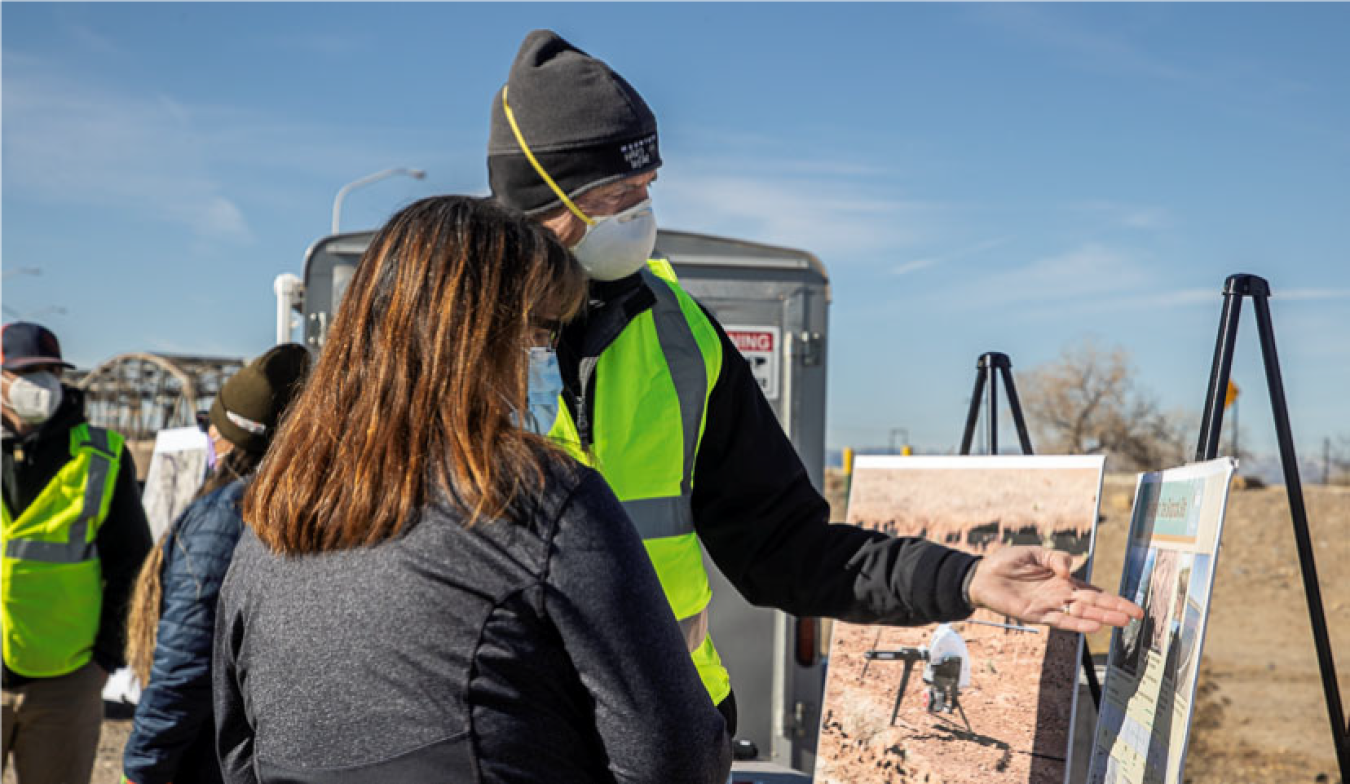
left=548, top=259, right=730, bottom=704
left=2, top=424, right=123, bottom=677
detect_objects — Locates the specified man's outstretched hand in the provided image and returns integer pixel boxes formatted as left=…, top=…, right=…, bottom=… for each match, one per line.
left=966, top=546, right=1144, bottom=634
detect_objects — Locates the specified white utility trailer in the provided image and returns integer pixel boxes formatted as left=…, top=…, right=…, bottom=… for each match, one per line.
left=276, top=228, right=831, bottom=778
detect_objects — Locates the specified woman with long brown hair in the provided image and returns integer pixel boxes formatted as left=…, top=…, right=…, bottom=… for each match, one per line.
left=213, top=196, right=730, bottom=783
left=122, top=343, right=311, bottom=784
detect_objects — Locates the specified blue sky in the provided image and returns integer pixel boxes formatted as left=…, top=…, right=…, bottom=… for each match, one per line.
left=3, top=3, right=1348, bottom=468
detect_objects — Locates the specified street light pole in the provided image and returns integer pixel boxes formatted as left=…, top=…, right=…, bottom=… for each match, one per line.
left=331, top=167, right=426, bottom=235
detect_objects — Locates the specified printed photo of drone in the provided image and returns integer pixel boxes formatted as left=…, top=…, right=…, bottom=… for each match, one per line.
left=861, top=620, right=1041, bottom=733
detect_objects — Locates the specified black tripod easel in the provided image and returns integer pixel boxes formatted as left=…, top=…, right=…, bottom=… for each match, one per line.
left=957, top=351, right=1103, bottom=709
left=1194, top=274, right=1348, bottom=778
left=959, top=352, right=1034, bottom=456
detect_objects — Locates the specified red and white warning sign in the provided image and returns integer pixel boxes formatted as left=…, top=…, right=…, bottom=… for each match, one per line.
left=725, top=325, right=780, bottom=400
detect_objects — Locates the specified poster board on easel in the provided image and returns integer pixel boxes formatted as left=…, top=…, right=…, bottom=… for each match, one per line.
left=814, top=455, right=1105, bottom=784
left=1086, top=458, right=1236, bottom=783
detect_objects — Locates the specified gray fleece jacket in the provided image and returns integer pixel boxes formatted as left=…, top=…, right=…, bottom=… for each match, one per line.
left=212, top=461, right=730, bottom=783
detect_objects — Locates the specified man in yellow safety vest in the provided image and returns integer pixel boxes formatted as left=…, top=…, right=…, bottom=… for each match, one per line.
left=1, top=322, right=153, bottom=784
left=487, top=30, right=1142, bottom=737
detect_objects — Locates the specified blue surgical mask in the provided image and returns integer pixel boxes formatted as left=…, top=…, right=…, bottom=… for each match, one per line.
left=525, top=347, right=563, bottom=435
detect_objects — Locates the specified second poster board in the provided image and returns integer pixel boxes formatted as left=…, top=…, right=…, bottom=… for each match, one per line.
left=1086, top=457, right=1237, bottom=784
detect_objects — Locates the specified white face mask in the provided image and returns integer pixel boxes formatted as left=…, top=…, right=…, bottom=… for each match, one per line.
left=570, top=198, right=657, bottom=282
left=4, top=371, right=64, bottom=426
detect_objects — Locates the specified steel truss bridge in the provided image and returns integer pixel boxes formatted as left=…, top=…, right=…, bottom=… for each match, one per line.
left=64, top=353, right=245, bottom=479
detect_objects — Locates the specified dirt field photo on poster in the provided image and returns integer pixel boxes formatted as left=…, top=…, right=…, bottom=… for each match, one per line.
left=815, top=456, right=1105, bottom=784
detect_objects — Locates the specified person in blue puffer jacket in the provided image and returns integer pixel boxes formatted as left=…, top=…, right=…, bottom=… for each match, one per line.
left=120, top=344, right=309, bottom=784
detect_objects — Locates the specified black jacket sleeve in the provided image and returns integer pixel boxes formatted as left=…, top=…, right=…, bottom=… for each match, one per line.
left=691, top=314, right=978, bottom=624
left=94, top=445, right=153, bottom=672
left=546, top=471, right=731, bottom=784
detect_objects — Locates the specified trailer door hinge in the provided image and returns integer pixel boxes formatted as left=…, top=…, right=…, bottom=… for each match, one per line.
left=798, top=332, right=823, bottom=367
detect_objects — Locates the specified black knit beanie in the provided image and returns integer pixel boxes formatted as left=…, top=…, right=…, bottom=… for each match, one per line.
left=488, top=30, right=661, bottom=216
left=209, top=343, right=311, bottom=455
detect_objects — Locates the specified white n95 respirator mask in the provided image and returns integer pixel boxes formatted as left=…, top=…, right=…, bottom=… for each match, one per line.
left=570, top=199, right=657, bottom=282
left=4, top=371, right=64, bottom=425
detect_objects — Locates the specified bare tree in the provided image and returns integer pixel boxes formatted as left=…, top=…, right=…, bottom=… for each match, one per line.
left=1329, top=435, right=1350, bottom=486
left=1019, top=339, right=1193, bottom=472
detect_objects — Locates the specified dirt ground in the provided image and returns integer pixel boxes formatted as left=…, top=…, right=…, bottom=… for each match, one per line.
left=10, top=471, right=1347, bottom=784
left=819, top=620, right=1082, bottom=783
left=2, top=712, right=130, bottom=784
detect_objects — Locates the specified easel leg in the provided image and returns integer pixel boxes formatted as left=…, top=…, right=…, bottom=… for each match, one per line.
left=1081, top=643, right=1101, bottom=707
left=1191, top=275, right=1350, bottom=776
left=960, top=370, right=987, bottom=455
left=1251, top=294, right=1350, bottom=772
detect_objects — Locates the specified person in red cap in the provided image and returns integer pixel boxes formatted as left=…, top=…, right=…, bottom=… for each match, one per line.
left=1, top=322, right=152, bottom=784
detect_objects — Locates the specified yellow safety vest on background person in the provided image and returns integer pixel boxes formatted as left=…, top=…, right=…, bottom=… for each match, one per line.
left=548, top=259, right=731, bottom=704
left=1, top=423, right=122, bottom=678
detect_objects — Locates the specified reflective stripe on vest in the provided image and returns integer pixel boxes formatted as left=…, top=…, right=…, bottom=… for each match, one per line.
left=3, top=427, right=113, bottom=564
left=548, top=259, right=731, bottom=703
left=620, top=495, right=694, bottom=540
left=614, top=267, right=707, bottom=539
left=1, top=424, right=122, bottom=677
left=643, top=265, right=708, bottom=496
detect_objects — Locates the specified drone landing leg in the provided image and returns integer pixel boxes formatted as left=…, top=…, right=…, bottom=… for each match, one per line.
left=953, top=695, right=972, bottom=734
left=891, top=659, right=917, bottom=726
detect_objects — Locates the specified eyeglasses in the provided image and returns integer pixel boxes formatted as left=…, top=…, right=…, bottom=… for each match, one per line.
left=529, top=317, right=562, bottom=350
